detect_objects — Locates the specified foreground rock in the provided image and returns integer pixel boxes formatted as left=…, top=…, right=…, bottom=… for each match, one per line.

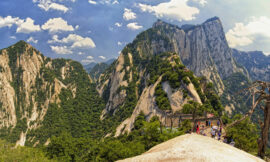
left=118, top=134, right=263, bottom=162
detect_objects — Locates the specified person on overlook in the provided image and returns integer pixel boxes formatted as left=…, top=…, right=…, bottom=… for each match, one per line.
left=196, top=123, right=200, bottom=134
left=218, top=131, right=221, bottom=140
left=211, top=127, right=215, bottom=138
left=230, top=139, right=235, bottom=147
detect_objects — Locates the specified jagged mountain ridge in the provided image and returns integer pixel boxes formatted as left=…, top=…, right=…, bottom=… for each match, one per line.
left=232, top=49, right=270, bottom=81
left=0, top=41, right=106, bottom=146
left=96, top=17, right=255, bottom=135
left=150, top=18, right=245, bottom=93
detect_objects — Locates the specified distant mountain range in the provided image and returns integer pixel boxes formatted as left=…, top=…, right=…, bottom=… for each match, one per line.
left=0, top=17, right=268, bottom=148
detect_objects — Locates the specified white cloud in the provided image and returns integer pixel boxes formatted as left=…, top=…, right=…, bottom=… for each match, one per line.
left=72, top=37, right=95, bottom=48
left=42, top=17, right=74, bottom=33
left=81, top=55, right=95, bottom=64
left=87, top=0, right=118, bottom=5
left=99, top=56, right=106, bottom=60
left=33, top=0, right=69, bottom=13
left=48, top=34, right=96, bottom=49
left=10, top=36, right=16, bottom=39
left=87, top=56, right=94, bottom=59
left=0, top=16, right=23, bottom=28
left=123, top=8, right=136, bottom=21
left=78, top=52, right=84, bottom=55
left=88, top=0, right=97, bottom=4
left=137, top=0, right=200, bottom=22
left=226, top=16, right=270, bottom=48
left=27, top=37, right=38, bottom=44
left=115, top=22, right=122, bottom=27
left=51, top=45, right=73, bottom=54
left=127, top=22, right=143, bottom=30
left=192, top=0, right=207, bottom=6
left=112, top=0, right=119, bottom=4
left=75, top=25, right=79, bottom=30
left=16, top=18, right=41, bottom=33
left=117, top=41, right=126, bottom=46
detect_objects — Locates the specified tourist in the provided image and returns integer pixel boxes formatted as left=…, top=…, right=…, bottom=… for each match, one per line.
left=230, top=139, right=235, bottom=147
left=218, top=131, right=221, bottom=140
left=211, top=128, right=215, bottom=138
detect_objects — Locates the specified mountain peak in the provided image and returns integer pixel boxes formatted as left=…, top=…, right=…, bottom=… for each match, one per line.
left=203, top=16, right=221, bottom=24
left=152, top=19, right=180, bottom=29
left=13, top=40, right=29, bottom=48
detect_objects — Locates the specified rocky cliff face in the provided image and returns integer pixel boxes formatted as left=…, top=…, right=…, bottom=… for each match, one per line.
left=232, top=49, right=270, bottom=81
left=97, top=17, right=259, bottom=135
left=98, top=48, right=222, bottom=136
left=140, top=17, right=247, bottom=94
left=0, top=41, right=103, bottom=146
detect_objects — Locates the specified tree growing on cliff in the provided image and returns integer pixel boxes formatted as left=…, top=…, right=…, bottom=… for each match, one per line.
left=226, top=81, right=270, bottom=159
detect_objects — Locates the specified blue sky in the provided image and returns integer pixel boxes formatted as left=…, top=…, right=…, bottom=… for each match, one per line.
left=0, top=0, right=270, bottom=64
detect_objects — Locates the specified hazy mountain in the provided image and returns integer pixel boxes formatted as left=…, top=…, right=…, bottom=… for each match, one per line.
left=232, top=49, right=270, bottom=81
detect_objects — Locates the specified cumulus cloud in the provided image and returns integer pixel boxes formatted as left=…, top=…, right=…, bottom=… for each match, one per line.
left=137, top=0, right=200, bottom=22
left=112, top=0, right=119, bottom=4
left=115, top=22, right=122, bottom=27
left=226, top=16, right=270, bottom=48
left=42, top=17, right=74, bottom=33
left=33, top=0, right=69, bottom=13
left=78, top=52, right=84, bottom=55
left=127, top=22, right=143, bottom=30
left=88, top=0, right=97, bottom=4
left=48, top=34, right=96, bottom=48
left=87, top=56, right=94, bottom=60
left=0, top=16, right=41, bottom=33
left=88, top=0, right=118, bottom=5
left=123, top=8, right=136, bottom=21
left=16, top=18, right=41, bottom=33
left=27, top=37, right=38, bottom=44
left=99, top=56, right=106, bottom=60
left=51, top=45, right=73, bottom=54
left=0, top=16, right=23, bottom=28
left=81, top=55, right=95, bottom=64
left=10, top=36, right=16, bottom=39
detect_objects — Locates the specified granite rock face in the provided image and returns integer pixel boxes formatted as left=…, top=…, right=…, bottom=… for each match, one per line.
left=138, top=17, right=247, bottom=95
left=232, top=49, right=270, bottom=81
left=97, top=17, right=250, bottom=135
left=0, top=41, right=89, bottom=146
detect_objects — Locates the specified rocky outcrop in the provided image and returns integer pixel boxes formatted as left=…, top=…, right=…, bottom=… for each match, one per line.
left=98, top=53, right=128, bottom=119
left=0, top=52, right=17, bottom=128
left=162, top=81, right=201, bottom=113
left=118, top=134, right=264, bottom=162
left=115, top=76, right=163, bottom=137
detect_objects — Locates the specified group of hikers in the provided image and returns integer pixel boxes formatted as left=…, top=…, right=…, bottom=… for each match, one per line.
left=195, top=119, right=235, bottom=146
